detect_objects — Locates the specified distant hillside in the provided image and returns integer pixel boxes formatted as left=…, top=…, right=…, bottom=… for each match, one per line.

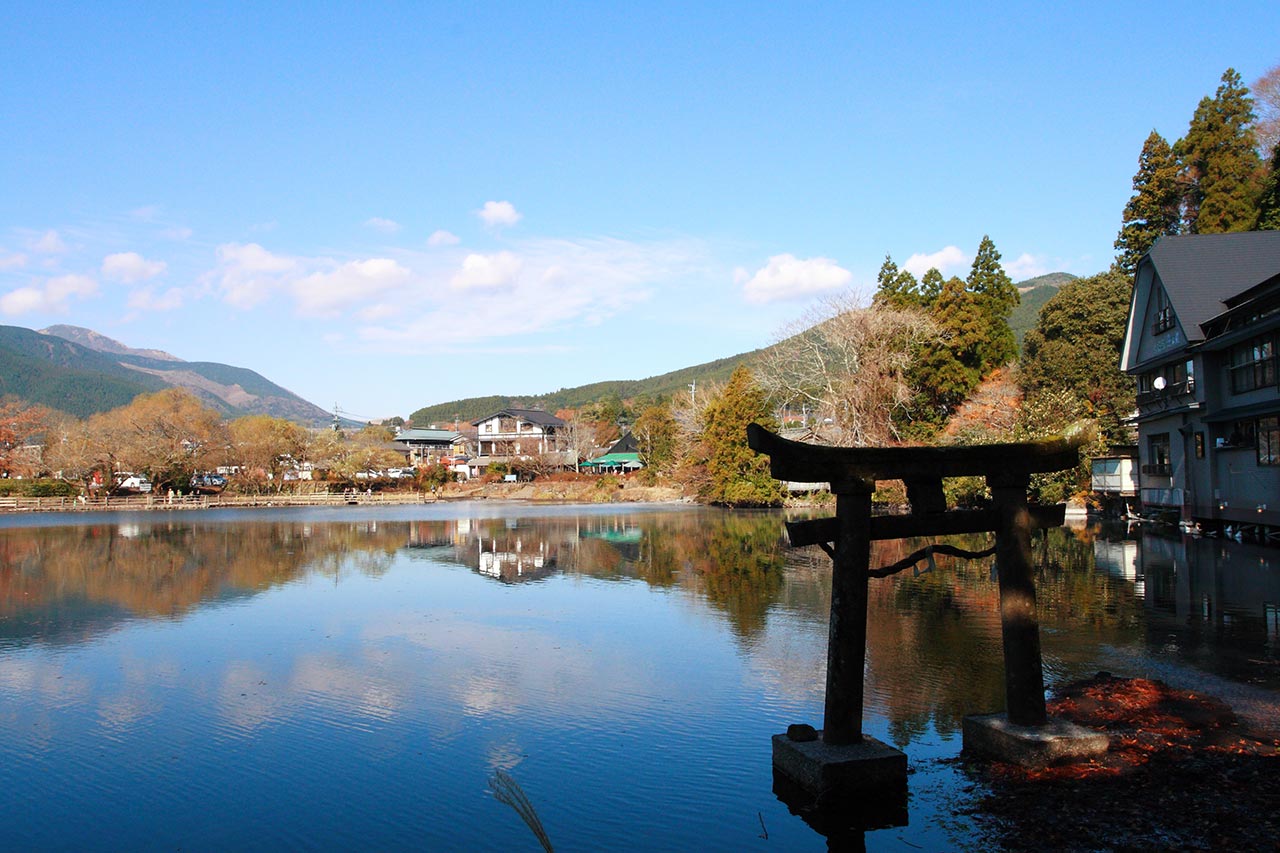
left=0, top=324, right=333, bottom=424
left=410, top=349, right=763, bottom=425
left=40, top=324, right=182, bottom=362
left=1011, top=272, right=1079, bottom=348
left=412, top=271, right=1081, bottom=424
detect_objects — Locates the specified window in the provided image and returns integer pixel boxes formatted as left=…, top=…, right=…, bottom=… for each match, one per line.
left=1259, top=416, right=1280, bottom=466
left=1229, top=333, right=1276, bottom=393
left=1152, top=287, right=1174, bottom=334
left=1145, top=432, right=1171, bottom=476
left=1194, top=432, right=1205, bottom=459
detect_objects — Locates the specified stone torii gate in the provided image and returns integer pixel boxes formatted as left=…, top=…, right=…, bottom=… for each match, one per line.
left=747, top=424, right=1108, bottom=797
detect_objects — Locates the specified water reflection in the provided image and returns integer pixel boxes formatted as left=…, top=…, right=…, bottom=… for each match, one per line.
left=1, top=507, right=1277, bottom=850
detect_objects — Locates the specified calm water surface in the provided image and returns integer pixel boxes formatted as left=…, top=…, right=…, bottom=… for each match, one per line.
left=1, top=503, right=1276, bottom=851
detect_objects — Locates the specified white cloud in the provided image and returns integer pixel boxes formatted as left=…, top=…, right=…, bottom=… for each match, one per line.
left=476, top=200, right=522, bottom=228
left=1004, top=252, right=1049, bottom=281
left=901, top=245, right=968, bottom=277
left=364, top=217, right=402, bottom=234
left=127, top=286, right=185, bottom=312
left=205, top=242, right=301, bottom=308
left=293, top=258, right=411, bottom=315
left=427, top=229, right=460, bottom=247
left=0, top=252, right=27, bottom=269
left=102, top=251, right=167, bottom=283
left=0, top=273, right=97, bottom=315
left=30, top=229, right=68, bottom=254
left=741, top=254, right=852, bottom=304
left=450, top=251, right=523, bottom=291
left=359, top=235, right=703, bottom=350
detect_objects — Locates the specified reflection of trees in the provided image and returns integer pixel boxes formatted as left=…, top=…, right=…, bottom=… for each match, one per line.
left=676, top=511, right=787, bottom=638
left=862, top=528, right=1146, bottom=746
left=0, top=521, right=407, bottom=646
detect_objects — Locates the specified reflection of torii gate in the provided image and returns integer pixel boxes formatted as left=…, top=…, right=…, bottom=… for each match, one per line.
left=748, top=424, right=1106, bottom=796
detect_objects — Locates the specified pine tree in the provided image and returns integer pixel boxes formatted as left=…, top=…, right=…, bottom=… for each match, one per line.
left=965, top=235, right=1019, bottom=369
left=1114, top=130, right=1182, bottom=276
left=1178, top=68, right=1263, bottom=233
left=1257, top=140, right=1280, bottom=231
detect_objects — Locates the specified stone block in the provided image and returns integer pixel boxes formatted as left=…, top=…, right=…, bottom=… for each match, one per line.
left=962, top=712, right=1110, bottom=766
left=772, top=731, right=907, bottom=799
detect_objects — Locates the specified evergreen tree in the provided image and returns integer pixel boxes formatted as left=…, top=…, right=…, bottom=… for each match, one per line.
left=965, top=235, right=1019, bottom=368
left=873, top=255, right=921, bottom=308
left=1257, top=140, right=1280, bottom=231
left=1020, top=270, right=1134, bottom=443
left=919, top=267, right=944, bottom=307
left=698, top=367, right=783, bottom=507
left=1178, top=68, right=1263, bottom=233
left=903, top=276, right=985, bottom=431
left=1114, top=130, right=1182, bottom=276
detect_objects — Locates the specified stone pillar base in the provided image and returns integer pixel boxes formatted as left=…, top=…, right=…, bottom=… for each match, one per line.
left=772, top=731, right=907, bottom=799
left=962, top=712, right=1110, bottom=766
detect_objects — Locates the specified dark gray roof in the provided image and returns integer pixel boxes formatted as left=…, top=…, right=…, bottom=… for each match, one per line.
left=471, top=407, right=565, bottom=427
left=1145, top=232, right=1280, bottom=342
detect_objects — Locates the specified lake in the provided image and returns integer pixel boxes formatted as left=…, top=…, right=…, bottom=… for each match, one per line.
left=1, top=503, right=1276, bottom=851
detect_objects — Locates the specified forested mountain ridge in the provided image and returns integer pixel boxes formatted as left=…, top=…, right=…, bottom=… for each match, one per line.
left=1, top=324, right=332, bottom=424
left=409, top=271, right=1075, bottom=425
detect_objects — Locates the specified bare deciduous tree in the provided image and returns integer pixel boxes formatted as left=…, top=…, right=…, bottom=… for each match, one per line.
left=755, top=293, right=941, bottom=447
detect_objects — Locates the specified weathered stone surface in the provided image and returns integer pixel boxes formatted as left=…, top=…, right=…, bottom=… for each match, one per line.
left=786, top=723, right=818, bottom=742
left=772, top=732, right=907, bottom=797
left=962, top=712, right=1110, bottom=766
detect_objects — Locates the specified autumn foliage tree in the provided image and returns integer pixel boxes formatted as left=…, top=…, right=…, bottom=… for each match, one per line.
left=87, top=388, right=229, bottom=491
left=0, top=398, right=52, bottom=477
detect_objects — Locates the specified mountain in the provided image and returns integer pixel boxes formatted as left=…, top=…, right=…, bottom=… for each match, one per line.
left=1010, top=272, right=1079, bottom=348
left=40, top=324, right=183, bottom=362
left=0, top=324, right=333, bottom=424
left=410, top=349, right=763, bottom=425
left=411, top=271, right=1082, bottom=424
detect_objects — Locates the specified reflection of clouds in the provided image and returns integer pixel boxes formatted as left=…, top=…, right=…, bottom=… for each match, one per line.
left=0, top=656, right=91, bottom=707
left=217, top=661, right=287, bottom=735
left=363, top=613, right=662, bottom=725
left=0, top=657, right=92, bottom=754
left=485, top=738, right=526, bottom=773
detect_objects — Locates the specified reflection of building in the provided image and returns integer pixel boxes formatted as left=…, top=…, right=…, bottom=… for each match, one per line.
left=1092, top=535, right=1142, bottom=596
left=476, top=533, right=558, bottom=583
left=1136, top=532, right=1280, bottom=670
left=1121, top=232, right=1280, bottom=536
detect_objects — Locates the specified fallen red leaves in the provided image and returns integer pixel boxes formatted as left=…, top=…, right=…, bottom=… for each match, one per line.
left=967, top=673, right=1280, bottom=851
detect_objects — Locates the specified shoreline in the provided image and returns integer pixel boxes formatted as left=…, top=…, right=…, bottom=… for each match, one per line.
left=0, top=480, right=691, bottom=514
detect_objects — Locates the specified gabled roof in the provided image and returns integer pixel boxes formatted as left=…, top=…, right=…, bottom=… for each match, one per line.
left=471, top=408, right=565, bottom=427
left=1143, top=232, right=1280, bottom=343
left=607, top=432, right=639, bottom=454
left=395, top=428, right=464, bottom=443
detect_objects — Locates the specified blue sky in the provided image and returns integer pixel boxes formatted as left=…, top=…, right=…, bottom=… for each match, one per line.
left=2, top=3, right=1277, bottom=420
